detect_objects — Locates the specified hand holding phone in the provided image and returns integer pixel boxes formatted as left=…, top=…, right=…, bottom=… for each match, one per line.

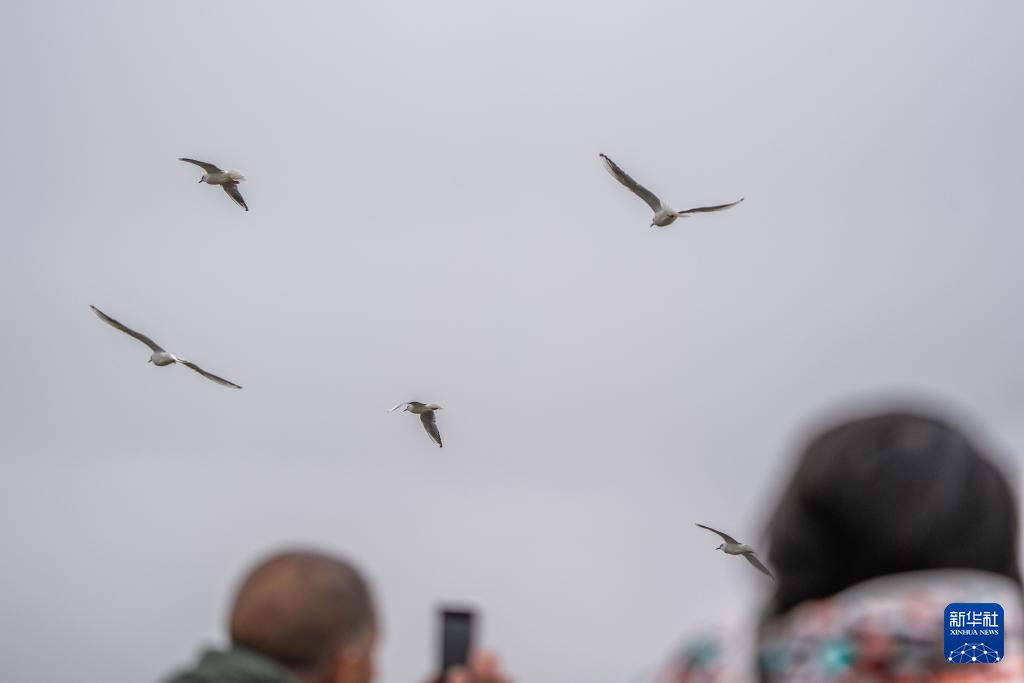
left=431, top=607, right=515, bottom=683
left=445, top=651, right=514, bottom=683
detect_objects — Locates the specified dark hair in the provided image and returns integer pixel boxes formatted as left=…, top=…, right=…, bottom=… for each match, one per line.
left=765, top=411, right=1020, bottom=617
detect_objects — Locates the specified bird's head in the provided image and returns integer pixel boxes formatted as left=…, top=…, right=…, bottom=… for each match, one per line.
left=649, top=221, right=656, bottom=228
left=715, top=543, right=724, bottom=551
left=198, top=174, right=208, bottom=183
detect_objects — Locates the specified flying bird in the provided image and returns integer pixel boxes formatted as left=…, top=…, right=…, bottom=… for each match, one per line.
left=599, top=153, right=742, bottom=227
left=389, top=401, right=443, bottom=447
left=695, top=523, right=773, bottom=579
left=179, top=158, right=249, bottom=211
left=90, top=305, right=242, bottom=389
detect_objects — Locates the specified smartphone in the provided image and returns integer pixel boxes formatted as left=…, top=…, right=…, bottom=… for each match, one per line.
left=439, top=607, right=476, bottom=676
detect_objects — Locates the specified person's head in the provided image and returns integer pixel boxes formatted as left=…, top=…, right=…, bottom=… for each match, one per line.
left=229, top=549, right=378, bottom=683
left=765, top=410, right=1020, bottom=617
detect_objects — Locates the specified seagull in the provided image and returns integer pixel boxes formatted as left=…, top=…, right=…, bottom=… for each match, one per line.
left=695, top=523, right=773, bottom=579
left=599, top=154, right=742, bottom=227
left=389, top=401, right=443, bottom=447
left=90, top=305, right=242, bottom=389
left=179, top=158, right=249, bottom=211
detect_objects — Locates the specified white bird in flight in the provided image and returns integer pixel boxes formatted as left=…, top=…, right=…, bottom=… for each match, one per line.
left=696, top=523, right=774, bottom=579
left=389, top=401, right=443, bottom=447
left=91, top=305, right=242, bottom=389
left=179, top=158, right=249, bottom=211
left=599, top=153, right=743, bottom=227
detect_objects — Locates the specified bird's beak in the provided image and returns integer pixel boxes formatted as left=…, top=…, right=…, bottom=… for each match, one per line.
left=147, top=359, right=152, bottom=363
left=198, top=178, right=204, bottom=183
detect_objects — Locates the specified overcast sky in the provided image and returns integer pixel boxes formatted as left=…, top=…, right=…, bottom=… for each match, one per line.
left=2, top=2, right=1023, bottom=682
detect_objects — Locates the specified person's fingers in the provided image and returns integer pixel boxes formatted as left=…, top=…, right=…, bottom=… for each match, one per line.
left=470, top=650, right=499, bottom=677
left=471, top=650, right=515, bottom=683
left=443, top=651, right=512, bottom=683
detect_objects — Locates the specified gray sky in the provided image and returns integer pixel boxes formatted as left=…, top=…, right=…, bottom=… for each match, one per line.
left=2, top=2, right=1023, bottom=682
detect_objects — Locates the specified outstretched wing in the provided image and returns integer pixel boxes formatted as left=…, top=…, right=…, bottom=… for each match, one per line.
left=599, top=154, right=663, bottom=213
left=177, top=359, right=242, bottom=389
left=695, top=523, right=740, bottom=545
left=222, top=182, right=249, bottom=211
left=677, top=198, right=744, bottom=215
left=743, top=553, right=774, bottom=580
left=420, top=410, right=443, bottom=447
left=179, top=157, right=223, bottom=173
left=90, top=305, right=164, bottom=353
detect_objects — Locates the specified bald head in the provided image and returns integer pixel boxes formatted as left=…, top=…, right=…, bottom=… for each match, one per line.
left=229, top=550, right=375, bottom=675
